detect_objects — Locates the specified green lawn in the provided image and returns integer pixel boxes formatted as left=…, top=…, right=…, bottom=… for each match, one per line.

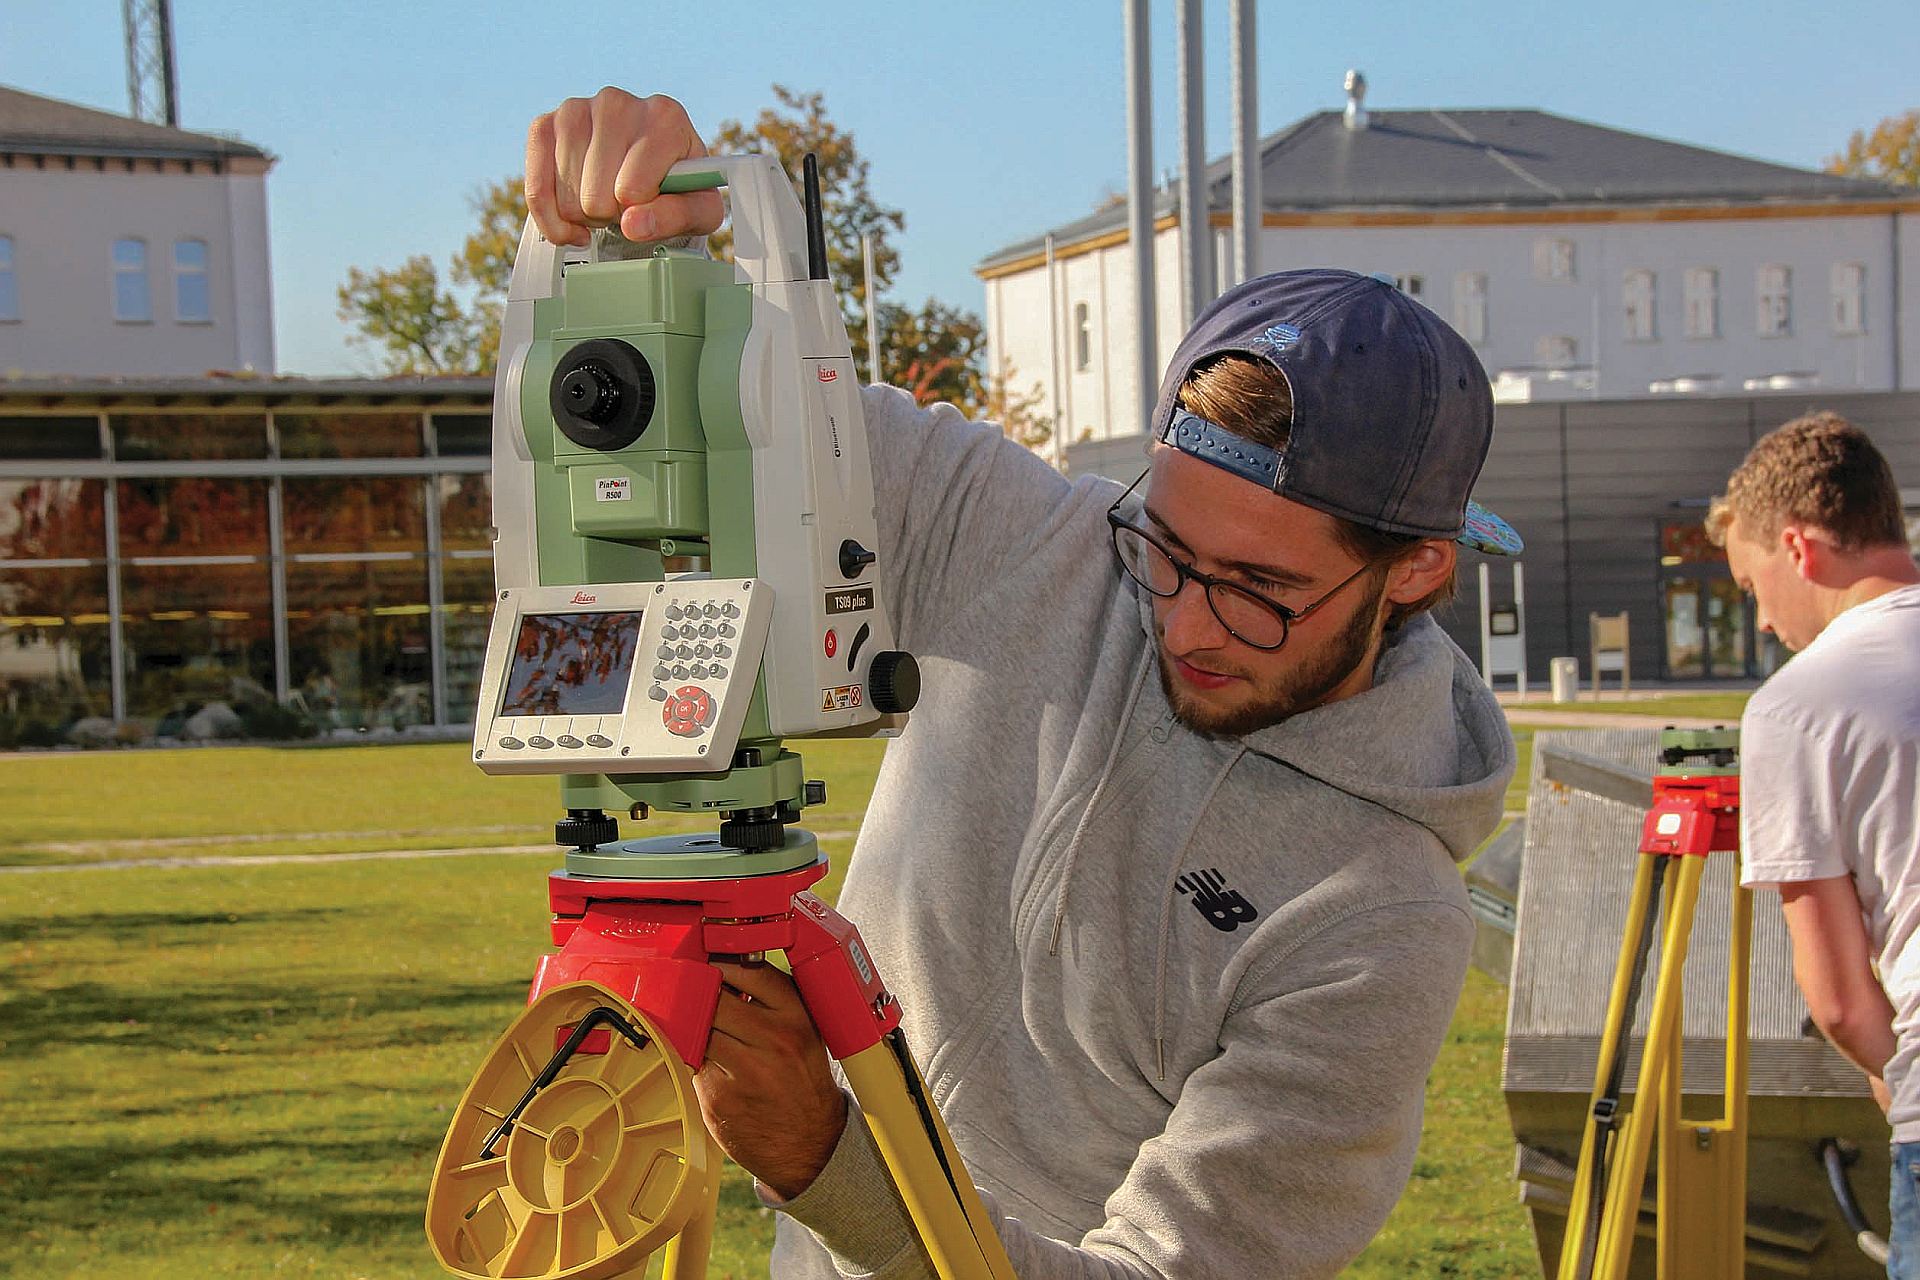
left=0, top=740, right=887, bottom=869
left=9, top=704, right=1766, bottom=1277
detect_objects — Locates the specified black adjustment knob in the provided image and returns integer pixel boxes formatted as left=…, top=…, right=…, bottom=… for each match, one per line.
left=804, top=779, right=828, bottom=806
left=718, top=818, right=786, bottom=851
left=838, top=539, right=878, bottom=579
left=549, top=338, right=656, bottom=451
left=868, top=650, right=920, bottom=714
left=555, top=808, right=618, bottom=851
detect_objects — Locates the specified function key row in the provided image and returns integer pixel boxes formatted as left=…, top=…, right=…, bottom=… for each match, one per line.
left=497, top=733, right=615, bottom=751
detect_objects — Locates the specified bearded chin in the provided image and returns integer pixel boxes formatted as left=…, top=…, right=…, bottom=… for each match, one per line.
left=1154, top=578, right=1388, bottom=738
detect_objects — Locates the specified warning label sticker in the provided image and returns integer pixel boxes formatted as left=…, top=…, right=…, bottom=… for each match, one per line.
left=819, top=684, right=865, bottom=712
left=595, top=477, right=631, bottom=502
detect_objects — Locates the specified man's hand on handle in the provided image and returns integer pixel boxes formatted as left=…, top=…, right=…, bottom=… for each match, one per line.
left=525, top=88, right=726, bottom=247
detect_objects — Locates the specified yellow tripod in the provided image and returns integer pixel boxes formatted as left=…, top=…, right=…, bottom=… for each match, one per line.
left=1557, top=729, right=1748, bottom=1280
left=422, top=854, right=1016, bottom=1280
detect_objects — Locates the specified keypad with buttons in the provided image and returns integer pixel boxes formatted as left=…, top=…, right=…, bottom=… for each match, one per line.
left=477, top=577, right=764, bottom=774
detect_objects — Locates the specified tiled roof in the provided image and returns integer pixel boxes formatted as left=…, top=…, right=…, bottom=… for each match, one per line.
left=0, top=84, right=271, bottom=163
left=979, top=108, right=1909, bottom=270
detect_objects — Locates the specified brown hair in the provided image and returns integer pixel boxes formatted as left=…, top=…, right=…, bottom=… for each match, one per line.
left=1707, top=411, right=1905, bottom=551
left=1176, top=356, right=1456, bottom=627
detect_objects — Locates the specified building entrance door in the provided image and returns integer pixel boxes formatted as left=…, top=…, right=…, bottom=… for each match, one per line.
left=1661, top=574, right=1757, bottom=680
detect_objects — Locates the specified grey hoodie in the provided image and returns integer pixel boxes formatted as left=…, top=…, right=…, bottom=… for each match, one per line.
left=769, top=386, right=1514, bottom=1279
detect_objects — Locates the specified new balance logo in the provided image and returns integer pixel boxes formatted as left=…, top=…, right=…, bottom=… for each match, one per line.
left=1175, top=868, right=1259, bottom=932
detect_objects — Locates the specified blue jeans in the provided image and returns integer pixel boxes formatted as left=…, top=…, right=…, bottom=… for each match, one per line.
left=1891, top=1143, right=1920, bottom=1279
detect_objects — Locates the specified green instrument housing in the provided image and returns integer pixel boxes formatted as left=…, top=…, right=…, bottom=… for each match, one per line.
left=1654, top=726, right=1741, bottom=777
left=519, top=247, right=803, bottom=843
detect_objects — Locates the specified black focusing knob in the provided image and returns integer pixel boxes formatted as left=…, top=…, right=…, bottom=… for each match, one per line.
left=868, top=650, right=920, bottom=715
left=549, top=338, right=656, bottom=451
left=838, top=539, right=878, bottom=579
left=558, top=363, right=621, bottom=424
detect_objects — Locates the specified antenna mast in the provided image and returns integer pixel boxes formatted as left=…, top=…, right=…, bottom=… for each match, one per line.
left=123, top=0, right=180, bottom=126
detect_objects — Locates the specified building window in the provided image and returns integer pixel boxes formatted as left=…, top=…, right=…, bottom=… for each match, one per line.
left=0, top=235, right=16, bottom=321
left=1395, top=273, right=1425, bottom=299
left=1757, top=264, right=1791, bottom=337
left=173, top=239, right=211, bottom=323
left=113, top=238, right=150, bottom=322
left=1832, top=262, right=1866, bottom=336
left=1453, top=272, right=1487, bottom=343
left=1622, top=270, right=1656, bottom=341
left=1073, top=301, right=1090, bottom=372
left=1536, top=334, right=1577, bottom=368
left=1534, top=238, right=1575, bottom=282
left=1684, top=268, right=1718, bottom=339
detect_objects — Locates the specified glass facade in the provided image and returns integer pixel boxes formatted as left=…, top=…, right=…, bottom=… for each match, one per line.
left=0, top=396, right=494, bottom=742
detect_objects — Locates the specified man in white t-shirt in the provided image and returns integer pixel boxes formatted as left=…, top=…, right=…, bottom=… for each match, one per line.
left=1708, top=410, right=1920, bottom=1277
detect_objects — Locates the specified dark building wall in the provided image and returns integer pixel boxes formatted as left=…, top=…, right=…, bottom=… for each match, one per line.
left=1447, top=390, right=1920, bottom=681
left=1068, top=390, right=1920, bottom=685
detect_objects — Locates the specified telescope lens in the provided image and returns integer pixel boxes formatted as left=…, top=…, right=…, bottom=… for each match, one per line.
left=549, top=339, right=656, bottom=451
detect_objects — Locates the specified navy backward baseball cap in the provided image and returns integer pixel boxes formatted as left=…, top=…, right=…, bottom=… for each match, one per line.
left=1151, top=268, right=1523, bottom=556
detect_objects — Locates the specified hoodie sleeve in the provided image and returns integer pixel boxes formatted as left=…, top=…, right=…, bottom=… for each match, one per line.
left=777, top=897, right=1474, bottom=1279
left=860, top=383, right=1090, bottom=656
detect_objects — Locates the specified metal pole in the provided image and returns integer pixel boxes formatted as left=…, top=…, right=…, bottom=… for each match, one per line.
left=1229, top=0, right=1258, bottom=285
left=1515, top=561, right=1529, bottom=696
left=1478, top=562, right=1492, bottom=683
left=1124, top=0, right=1158, bottom=434
left=862, top=233, right=881, bottom=384
left=101, top=412, right=126, bottom=721
left=1176, top=0, right=1210, bottom=323
left=157, top=0, right=179, bottom=127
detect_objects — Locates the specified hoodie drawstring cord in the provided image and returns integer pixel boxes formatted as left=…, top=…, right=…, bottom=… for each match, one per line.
left=1152, top=744, right=1247, bottom=1082
left=1048, top=647, right=1154, bottom=957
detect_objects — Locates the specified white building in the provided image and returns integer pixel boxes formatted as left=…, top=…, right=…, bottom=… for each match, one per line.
left=978, top=87, right=1920, bottom=443
left=0, top=85, right=276, bottom=377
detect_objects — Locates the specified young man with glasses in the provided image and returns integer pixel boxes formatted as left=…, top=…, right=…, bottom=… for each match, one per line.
left=524, top=89, right=1522, bottom=1279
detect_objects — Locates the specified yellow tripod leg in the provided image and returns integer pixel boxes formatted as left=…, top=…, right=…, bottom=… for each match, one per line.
left=841, top=1039, right=1019, bottom=1280
left=660, top=1147, right=721, bottom=1280
left=1559, top=853, right=1663, bottom=1280
left=1654, top=863, right=1751, bottom=1279
left=1592, top=854, right=1705, bottom=1280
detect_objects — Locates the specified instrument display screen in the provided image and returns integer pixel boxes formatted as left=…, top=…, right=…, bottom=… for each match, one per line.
left=499, top=611, right=642, bottom=717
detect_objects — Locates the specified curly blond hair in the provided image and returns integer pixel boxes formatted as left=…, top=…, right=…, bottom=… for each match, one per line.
left=1707, top=411, right=1904, bottom=551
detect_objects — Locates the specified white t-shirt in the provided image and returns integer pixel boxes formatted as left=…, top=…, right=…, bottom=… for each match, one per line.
left=1741, top=583, right=1920, bottom=1141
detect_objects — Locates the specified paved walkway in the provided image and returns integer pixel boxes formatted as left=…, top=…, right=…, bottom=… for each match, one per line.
left=1502, top=709, right=1732, bottom=730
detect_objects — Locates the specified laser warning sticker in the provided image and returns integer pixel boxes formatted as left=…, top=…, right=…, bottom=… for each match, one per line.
left=820, top=684, right=865, bottom=712
left=595, top=477, right=631, bottom=502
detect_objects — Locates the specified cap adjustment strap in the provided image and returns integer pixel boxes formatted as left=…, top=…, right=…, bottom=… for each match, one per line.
left=1162, top=410, right=1281, bottom=490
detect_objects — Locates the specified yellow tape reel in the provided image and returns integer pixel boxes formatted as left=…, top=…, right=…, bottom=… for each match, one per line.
left=426, top=981, right=716, bottom=1279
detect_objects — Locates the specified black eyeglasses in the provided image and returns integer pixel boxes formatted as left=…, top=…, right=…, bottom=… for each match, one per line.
left=1105, top=470, right=1374, bottom=651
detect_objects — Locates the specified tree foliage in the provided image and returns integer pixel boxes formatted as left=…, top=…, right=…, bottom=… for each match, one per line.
left=336, top=178, right=526, bottom=375
left=332, top=90, right=1054, bottom=461
left=710, top=84, right=906, bottom=372
left=1825, top=109, right=1920, bottom=187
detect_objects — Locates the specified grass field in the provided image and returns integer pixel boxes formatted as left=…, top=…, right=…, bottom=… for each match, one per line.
left=1, top=695, right=1742, bottom=1277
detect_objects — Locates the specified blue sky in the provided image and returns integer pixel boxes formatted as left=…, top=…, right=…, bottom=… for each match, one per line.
left=4, top=0, right=1915, bottom=375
